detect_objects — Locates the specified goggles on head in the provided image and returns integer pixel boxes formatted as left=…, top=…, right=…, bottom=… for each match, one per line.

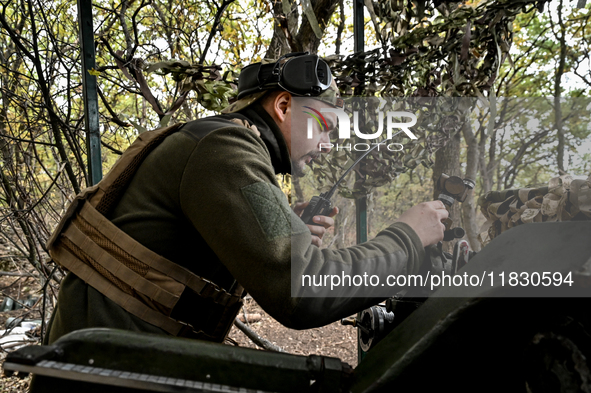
left=237, top=52, right=334, bottom=100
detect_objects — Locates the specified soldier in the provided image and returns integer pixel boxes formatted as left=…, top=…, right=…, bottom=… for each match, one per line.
left=43, top=52, right=448, bottom=345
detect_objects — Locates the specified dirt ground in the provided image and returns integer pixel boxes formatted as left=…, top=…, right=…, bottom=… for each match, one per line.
left=228, top=297, right=358, bottom=367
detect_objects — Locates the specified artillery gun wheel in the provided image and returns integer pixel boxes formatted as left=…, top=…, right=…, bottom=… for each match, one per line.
left=524, top=314, right=591, bottom=393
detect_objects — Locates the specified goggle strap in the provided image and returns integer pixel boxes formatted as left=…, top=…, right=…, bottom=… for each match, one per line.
left=258, top=51, right=309, bottom=85
left=237, top=52, right=336, bottom=100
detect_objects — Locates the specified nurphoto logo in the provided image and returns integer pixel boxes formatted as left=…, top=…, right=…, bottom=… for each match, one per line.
left=303, top=106, right=329, bottom=136
left=304, top=104, right=419, bottom=152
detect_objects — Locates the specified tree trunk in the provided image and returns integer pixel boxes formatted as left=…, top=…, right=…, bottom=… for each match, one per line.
left=265, top=0, right=299, bottom=58
left=333, top=196, right=350, bottom=249
left=265, top=0, right=340, bottom=57
left=432, top=131, right=462, bottom=252
left=481, top=126, right=495, bottom=193
left=553, top=0, right=567, bottom=174
left=294, top=0, right=340, bottom=54
left=461, top=119, right=482, bottom=252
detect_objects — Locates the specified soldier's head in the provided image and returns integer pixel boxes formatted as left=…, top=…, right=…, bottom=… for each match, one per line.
left=222, top=53, right=343, bottom=177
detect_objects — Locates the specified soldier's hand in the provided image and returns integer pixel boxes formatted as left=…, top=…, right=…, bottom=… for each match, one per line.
left=293, top=202, right=339, bottom=247
left=397, top=201, right=448, bottom=247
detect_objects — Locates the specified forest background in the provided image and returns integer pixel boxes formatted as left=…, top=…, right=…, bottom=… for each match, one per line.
left=0, top=0, right=590, bottom=374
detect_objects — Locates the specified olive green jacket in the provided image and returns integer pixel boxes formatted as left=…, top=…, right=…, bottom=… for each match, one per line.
left=46, top=102, right=425, bottom=343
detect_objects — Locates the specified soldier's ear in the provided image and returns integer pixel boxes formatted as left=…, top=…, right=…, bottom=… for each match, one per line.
left=261, top=90, right=292, bottom=125
left=273, top=92, right=291, bottom=122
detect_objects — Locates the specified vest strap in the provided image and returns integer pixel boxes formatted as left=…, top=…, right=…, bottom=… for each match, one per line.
left=48, top=122, right=246, bottom=342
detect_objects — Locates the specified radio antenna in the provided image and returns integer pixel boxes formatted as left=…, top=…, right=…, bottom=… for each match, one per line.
left=324, top=130, right=404, bottom=200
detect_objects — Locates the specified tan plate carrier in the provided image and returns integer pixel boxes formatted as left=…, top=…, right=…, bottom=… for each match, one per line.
left=46, top=123, right=244, bottom=342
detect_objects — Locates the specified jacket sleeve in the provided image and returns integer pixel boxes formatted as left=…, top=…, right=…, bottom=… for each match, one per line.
left=180, top=127, right=426, bottom=329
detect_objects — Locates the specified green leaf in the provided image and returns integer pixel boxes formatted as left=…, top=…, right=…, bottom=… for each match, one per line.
left=301, top=0, right=323, bottom=39
left=282, top=0, right=290, bottom=15
left=487, top=85, right=496, bottom=138
left=159, top=114, right=172, bottom=128
left=129, top=120, right=148, bottom=134
left=146, top=60, right=191, bottom=74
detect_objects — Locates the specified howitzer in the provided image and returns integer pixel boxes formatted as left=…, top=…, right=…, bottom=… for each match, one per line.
left=342, top=173, right=476, bottom=353
left=7, top=328, right=351, bottom=393
left=5, top=222, right=591, bottom=392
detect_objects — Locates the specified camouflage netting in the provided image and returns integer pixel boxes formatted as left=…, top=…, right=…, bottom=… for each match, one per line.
left=478, top=174, right=591, bottom=246
left=301, top=0, right=546, bottom=196
left=127, top=0, right=549, bottom=197
left=308, top=97, right=475, bottom=197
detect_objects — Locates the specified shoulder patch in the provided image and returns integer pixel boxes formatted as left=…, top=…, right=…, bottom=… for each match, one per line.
left=241, top=182, right=308, bottom=241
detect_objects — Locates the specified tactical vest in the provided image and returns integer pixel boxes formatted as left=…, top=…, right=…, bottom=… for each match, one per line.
left=47, top=117, right=260, bottom=342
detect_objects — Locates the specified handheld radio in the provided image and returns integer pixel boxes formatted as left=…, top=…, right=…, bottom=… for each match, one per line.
left=299, top=136, right=399, bottom=225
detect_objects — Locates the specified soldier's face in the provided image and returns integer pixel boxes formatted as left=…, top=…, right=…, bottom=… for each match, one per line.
left=288, top=99, right=337, bottom=177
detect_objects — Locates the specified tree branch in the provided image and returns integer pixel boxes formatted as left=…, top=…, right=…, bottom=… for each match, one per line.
left=199, top=0, right=235, bottom=64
